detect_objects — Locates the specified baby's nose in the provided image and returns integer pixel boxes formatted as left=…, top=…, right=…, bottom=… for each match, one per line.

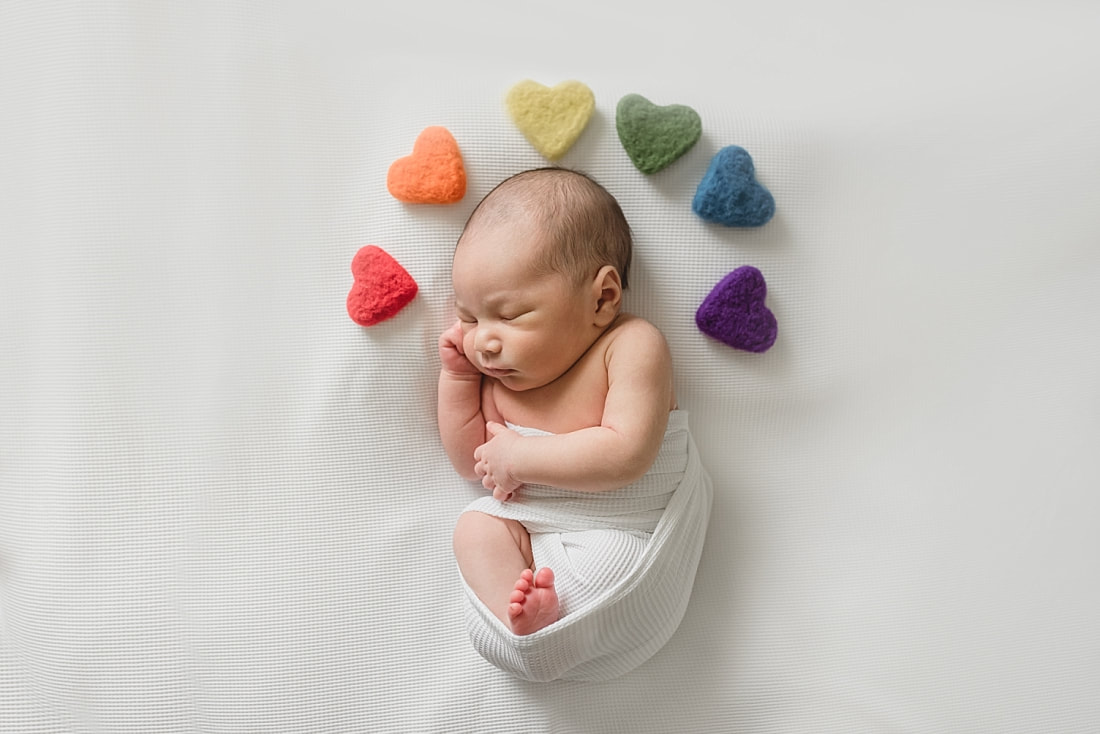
left=475, top=329, right=502, bottom=354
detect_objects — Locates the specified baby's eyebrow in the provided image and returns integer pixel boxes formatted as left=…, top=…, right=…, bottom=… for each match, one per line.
left=455, top=294, right=511, bottom=313
left=453, top=300, right=477, bottom=317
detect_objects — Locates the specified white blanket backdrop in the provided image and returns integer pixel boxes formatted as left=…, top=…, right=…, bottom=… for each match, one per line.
left=3, top=2, right=1099, bottom=732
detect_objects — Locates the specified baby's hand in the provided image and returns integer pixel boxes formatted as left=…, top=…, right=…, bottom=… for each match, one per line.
left=438, top=320, right=481, bottom=378
left=474, top=421, right=524, bottom=502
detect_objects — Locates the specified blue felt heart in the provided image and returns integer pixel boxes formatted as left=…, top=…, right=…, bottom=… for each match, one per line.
left=696, top=265, right=777, bottom=353
left=692, top=146, right=775, bottom=227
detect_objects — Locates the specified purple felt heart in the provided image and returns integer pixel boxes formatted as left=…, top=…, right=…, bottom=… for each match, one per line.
left=696, top=266, right=777, bottom=353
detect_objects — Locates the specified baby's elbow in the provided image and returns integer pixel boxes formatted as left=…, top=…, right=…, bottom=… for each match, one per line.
left=447, top=455, right=480, bottom=483
left=606, top=438, right=661, bottom=489
left=620, top=455, right=654, bottom=487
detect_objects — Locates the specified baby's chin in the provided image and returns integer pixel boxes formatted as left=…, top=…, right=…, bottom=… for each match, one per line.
left=482, top=370, right=544, bottom=392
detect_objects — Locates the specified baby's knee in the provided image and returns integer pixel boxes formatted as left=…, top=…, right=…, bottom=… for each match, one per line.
left=452, top=511, right=482, bottom=546
left=453, top=511, right=501, bottom=550
left=453, top=512, right=533, bottom=566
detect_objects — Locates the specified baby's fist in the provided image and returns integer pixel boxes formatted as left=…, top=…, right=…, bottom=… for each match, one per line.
left=438, top=320, right=480, bottom=377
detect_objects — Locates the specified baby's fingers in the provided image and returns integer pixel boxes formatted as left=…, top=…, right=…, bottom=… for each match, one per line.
left=448, top=321, right=467, bottom=350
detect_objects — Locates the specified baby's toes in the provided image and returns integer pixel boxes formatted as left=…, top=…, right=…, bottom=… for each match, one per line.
left=534, top=567, right=555, bottom=588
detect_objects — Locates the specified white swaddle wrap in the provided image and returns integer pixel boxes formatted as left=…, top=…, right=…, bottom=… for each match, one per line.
left=459, top=410, right=713, bottom=681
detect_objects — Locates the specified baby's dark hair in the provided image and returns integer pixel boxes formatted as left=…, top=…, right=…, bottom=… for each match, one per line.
left=458, top=167, right=633, bottom=289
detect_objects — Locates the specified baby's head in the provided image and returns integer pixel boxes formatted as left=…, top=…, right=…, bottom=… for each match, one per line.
left=451, top=168, right=633, bottom=391
left=457, top=167, right=632, bottom=291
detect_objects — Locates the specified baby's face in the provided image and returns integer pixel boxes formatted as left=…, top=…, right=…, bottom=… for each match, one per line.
left=451, top=220, right=597, bottom=392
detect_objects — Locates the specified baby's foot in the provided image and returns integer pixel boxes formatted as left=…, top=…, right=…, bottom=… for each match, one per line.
left=508, top=567, right=559, bottom=635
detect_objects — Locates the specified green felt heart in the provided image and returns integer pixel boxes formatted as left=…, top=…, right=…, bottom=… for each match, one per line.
left=615, top=94, right=702, bottom=174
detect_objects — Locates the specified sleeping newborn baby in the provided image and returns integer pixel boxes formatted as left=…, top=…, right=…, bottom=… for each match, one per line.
left=438, top=167, right=712, bottom=681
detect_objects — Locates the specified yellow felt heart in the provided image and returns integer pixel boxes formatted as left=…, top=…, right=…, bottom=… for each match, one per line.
left=505, top=80, right=595, bottom=161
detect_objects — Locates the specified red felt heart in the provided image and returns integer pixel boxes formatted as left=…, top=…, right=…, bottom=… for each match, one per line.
left=346, top=245, right=418, bottom=326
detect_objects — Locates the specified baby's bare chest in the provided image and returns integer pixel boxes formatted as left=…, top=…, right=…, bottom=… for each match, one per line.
left=492, top=348, right=609, bottom=434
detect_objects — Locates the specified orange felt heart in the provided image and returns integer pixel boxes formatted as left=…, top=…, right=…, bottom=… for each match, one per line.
left=386, top=126, right=467, bottom=204
left=346, top=245, right=418, bottom=326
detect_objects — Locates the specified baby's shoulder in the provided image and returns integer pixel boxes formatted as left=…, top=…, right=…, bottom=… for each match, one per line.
left=605, top=313, right=668, bottom=344
left=602, top=313, right=671, bottom=362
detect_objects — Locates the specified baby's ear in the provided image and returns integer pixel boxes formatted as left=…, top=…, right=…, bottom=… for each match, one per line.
left=592, top=265, right=623, bottom=326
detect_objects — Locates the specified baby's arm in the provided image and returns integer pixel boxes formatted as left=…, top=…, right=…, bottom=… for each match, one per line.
left=474, top=319, right=674, bottom=494
left=437, top=321, right=489, bottom=481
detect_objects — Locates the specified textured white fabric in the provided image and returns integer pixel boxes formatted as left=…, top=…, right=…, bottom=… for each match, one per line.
left=460, top=411, right=712, bottom=681
left=3, top=2, right=1100, bottom=733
